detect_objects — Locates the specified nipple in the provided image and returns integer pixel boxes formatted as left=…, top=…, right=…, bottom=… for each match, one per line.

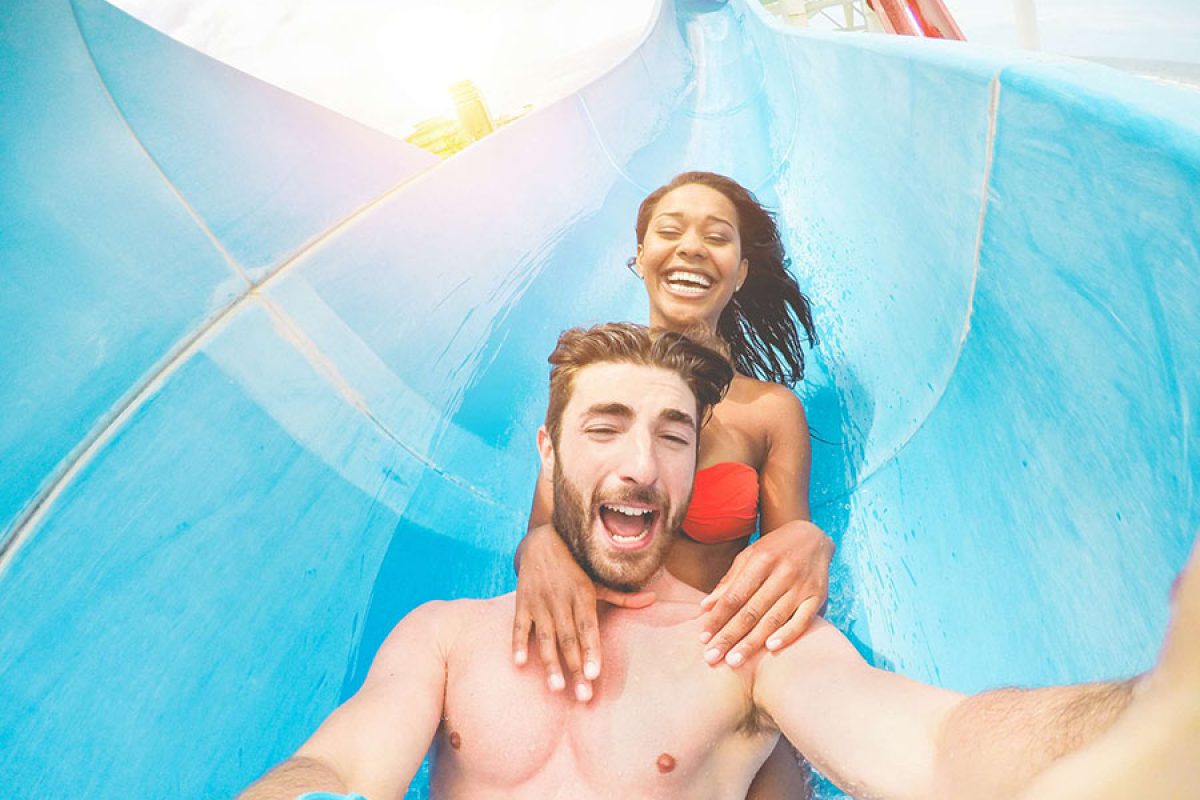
left=656, top=753, right=676, bottom=774
left=449, top=731, right=463, bottom=750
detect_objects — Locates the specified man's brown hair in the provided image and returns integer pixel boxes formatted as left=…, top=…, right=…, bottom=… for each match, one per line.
left=544, top=322, right=734, bottom=446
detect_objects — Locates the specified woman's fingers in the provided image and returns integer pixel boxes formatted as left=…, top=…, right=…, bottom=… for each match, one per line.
left=532, top=609, right=566, bottom=692
left=571, top=595, right=601, bottom=698
left=551, top=601, right=592, bottom=702
left=721, top=592, right=799, bottom=667
left=699, top=552, right=776, bottom=647
left=702, top=569, right=794, bottom=665
left=699, top=569, right=732, bottom=611
left=512, top=600, right=533, bottom=666
left=765, top=594, right=823, bottom=652
left=511, top=523, right=610, bottom=701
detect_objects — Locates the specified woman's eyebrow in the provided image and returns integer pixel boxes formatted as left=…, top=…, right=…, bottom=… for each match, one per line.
left=652, top=211, right=734, bottom=229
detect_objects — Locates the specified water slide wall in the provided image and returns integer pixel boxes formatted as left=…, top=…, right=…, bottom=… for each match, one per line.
left=1, top=0, right=1198, bottom=796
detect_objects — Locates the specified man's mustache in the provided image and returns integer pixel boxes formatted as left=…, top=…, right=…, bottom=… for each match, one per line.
left=593, top=485, right=666, bottom=510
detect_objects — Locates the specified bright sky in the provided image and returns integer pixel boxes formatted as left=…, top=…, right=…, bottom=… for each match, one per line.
left=111, top=0, right=1199, bottom=139
left=110, top=0, right=657, bottom=138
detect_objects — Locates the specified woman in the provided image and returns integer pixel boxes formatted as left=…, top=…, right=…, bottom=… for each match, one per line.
left=514, top=172, right=833, bottom=796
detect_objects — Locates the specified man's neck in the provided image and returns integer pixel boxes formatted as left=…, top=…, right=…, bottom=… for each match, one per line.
left=637, top=567, right=705, bottom=605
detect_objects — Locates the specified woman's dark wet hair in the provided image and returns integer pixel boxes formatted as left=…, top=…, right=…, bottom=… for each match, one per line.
left=630, top=171, right=817, bottom=386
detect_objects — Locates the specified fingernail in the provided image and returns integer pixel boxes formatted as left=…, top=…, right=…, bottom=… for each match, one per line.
left=765, top=637, right=781, bottom=651
left=726, top=651, right=744, bottom=667
left=699, top=631, right=712, bottom=644
left=514, top=649, right=527, bottom=665
left=704, top=648, right=722, bottom=665
left=584, top=661, right=600, bottom=680
left=575, top=682, right=592, bottom=702
left=549, top=674, right=565, bottom=691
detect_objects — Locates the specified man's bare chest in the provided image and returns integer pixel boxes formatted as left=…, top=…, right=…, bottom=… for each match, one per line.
left=435, top=606, right=773, bottom=794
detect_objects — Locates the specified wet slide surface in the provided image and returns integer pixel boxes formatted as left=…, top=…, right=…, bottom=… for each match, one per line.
left=1, top=0, right=1198, bottom=796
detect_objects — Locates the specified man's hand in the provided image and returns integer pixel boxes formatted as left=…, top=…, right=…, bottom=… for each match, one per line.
left=513, top=524, right=655, bottom=702
left=1018, top=536, right=1200, bottom=799
left=699, top=520, right=833, bottom=667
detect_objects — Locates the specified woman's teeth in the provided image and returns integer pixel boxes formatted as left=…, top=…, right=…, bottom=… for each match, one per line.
left=665, top=270, right=713, bottom=295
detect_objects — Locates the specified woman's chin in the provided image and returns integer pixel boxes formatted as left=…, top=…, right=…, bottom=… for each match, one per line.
left=649, top=303, right=720, bottom=332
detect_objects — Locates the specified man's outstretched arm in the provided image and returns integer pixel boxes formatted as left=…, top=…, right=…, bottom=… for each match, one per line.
left=753, top=617, right=1143, bottom=800
left=238, top=600, right=456, bottom=800
left=931, top=676, right=1134, bottom=797
left=1019, top=537, right=1200, bottom=800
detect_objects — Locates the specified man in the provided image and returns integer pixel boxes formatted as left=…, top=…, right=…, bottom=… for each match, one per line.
left=240, top=322, right=1198, bottom=800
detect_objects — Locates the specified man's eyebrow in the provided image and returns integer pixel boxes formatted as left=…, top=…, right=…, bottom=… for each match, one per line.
left=660, top=408, right=698, bottom=430
left=583, top=403, right=634, bottom=420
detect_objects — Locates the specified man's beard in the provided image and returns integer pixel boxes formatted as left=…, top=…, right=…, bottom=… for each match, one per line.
left=551, top=459, right=686, bottom=593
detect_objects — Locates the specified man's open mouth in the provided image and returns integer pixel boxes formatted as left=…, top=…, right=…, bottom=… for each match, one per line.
left=598, top=502, right=659, bottom=550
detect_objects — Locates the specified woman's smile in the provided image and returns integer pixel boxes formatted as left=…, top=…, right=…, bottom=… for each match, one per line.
left=637, top=183, right=748, bottom=330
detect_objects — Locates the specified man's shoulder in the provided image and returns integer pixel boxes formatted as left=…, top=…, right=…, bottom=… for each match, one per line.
left=752, top=617, right=861, bottom=684
left=380, top=593, right=516, bottom=660
left=404, top=592, right=514, bottom=629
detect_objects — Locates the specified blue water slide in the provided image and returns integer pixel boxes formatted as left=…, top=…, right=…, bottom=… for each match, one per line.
left=1, top=0, right=1197, bottom=796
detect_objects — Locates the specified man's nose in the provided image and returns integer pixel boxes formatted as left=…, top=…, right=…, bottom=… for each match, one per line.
left=619, top=431, right=659, bottom=486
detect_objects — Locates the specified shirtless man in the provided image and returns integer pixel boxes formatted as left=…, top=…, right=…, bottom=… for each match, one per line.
left=239, top=322, right=1198, bottom=800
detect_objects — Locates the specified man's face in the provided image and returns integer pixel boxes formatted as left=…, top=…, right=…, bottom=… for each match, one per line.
left=539, top=362, right=699, bottom=592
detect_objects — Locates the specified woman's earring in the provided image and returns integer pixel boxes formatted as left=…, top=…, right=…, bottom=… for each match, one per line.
left=626, top=260, right=643, bottom=279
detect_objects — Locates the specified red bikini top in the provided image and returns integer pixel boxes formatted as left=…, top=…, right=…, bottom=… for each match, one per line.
left=681, top=462, right=759, bottom=544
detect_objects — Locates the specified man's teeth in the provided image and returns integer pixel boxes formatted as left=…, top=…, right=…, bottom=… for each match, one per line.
left=602, top=504, right=653, bottom=542
left=608, top=504, right=651, bottom=517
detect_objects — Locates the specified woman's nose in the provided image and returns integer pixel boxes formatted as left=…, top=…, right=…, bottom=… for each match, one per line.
left=676, top=230, right=704, bottom=258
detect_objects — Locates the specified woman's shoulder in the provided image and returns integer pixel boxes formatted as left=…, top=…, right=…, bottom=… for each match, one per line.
left=729, top=373, right=805, bottom=414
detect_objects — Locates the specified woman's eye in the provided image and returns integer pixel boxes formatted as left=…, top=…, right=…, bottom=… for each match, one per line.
left=656, top=228, right=681, bottom=237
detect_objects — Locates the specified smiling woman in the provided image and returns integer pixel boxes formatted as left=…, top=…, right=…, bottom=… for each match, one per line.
left=3, top=0, right=1195, bottom=797
left=513, top=171, right=830, bottom=798
left=634, top=183, right=749, bottom=331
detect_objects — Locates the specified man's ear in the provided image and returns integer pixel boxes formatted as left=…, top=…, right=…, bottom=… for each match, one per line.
left=537, top=426, right=555, bottom=475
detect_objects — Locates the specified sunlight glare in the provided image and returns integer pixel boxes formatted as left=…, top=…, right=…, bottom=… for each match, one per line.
left=375, top=6, right=499, bottom=120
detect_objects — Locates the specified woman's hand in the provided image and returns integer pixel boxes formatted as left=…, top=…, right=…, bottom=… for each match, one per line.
left=698, top=520, right=833, bottom=667
left=513, top=523, right=655, bottom=702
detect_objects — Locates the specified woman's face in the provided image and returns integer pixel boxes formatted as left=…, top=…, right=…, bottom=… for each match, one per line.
left=635, top=183, right=749, bottom=332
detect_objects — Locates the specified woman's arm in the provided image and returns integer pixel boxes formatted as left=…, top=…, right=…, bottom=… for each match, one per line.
left=512, top=464, right=654, bottom=703
left=699, top=386, right=835, bottom=668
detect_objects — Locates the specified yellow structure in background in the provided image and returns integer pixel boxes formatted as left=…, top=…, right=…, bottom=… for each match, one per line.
left=406, top=118, right=470, bottom=159
left=406, top=80, right=531, bottom=158
left=450, top=80, right=494, bottom=141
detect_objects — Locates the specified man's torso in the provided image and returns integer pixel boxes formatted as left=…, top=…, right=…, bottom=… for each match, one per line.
left=430, top=594, right=779, bottom=799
